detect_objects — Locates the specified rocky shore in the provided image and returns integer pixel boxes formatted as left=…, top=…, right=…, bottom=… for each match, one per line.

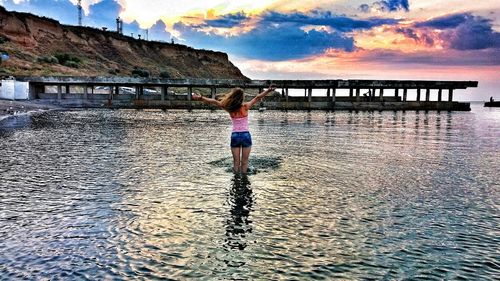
left=0, top=99, right=61, bottom=122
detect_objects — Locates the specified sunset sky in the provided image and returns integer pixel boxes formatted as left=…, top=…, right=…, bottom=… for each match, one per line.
left=1, top=0, right=499, bottom=100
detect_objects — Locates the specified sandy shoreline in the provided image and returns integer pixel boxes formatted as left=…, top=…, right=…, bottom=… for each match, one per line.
left=0, top=99, right=62, bottom=122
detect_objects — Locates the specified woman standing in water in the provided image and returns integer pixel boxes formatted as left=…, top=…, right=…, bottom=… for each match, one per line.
left=192, top=86, right=276, bottom=174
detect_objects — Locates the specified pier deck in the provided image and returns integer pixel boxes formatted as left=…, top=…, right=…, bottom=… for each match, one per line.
left=13, top=77, right=478, bottom=111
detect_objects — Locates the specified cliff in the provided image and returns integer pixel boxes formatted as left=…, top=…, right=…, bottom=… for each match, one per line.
left=0, top=6, right=248, bottom=79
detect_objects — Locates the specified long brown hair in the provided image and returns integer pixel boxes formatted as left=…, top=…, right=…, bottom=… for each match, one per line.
left=220, top=88, right=244, bottom=112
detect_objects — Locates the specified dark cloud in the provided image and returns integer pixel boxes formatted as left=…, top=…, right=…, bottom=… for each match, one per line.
left=204, top=12, right=249, bottom=28
left=174, top=21, right=354, bottom=60
left=360, top=0, right=409, bottom=13
left=395, top=27, right=418, bottom=40
left=260, top=10, right=399, bottom=32
left=414, top=13, right=470, bottom=29
left=394, top=27, right=434, bottom=46
left=172, top=10, right=403, bottom=60
left=415, top=13, right=500, bottom=50
left=442, top=18, right=500, bottom=50
left=358, top=4, right=370, bottom=13
left=376, top=0, right=409, bottom=12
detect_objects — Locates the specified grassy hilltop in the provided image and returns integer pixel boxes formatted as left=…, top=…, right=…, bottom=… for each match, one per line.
left=0, top=5, right=248, bottom=79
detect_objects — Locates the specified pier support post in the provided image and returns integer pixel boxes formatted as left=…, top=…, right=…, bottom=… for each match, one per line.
left=188, top=86, right=193, bottom=101
left=38, top=85, right=45, bottom=98
left=211, top=87, right=216, bottom=99
left=327, top=88, right=331, bottom=98
left=448, top=89, right=454, bottom=102
left=331, top=88, right=336, bottom=103
left=416, top=88, right=421, bottom=101
left=395, top=88, right=399, bottom=101
left=356, top=88, right=360, bottom=102
left=83, top=85, right=88, bottom=100
left=349, top=88, right=354, bottom=99
left=114, top=85, right=119, bottom=96
left=403, top=89, right=407, bottom=102
left=426, top=89, right=430, bottom=102
left=109, top=86, right=114, bottom=100
left=135, top=86, right=140, bottom=99
left=308, top=88, right=312, bottom=103
left=28, top=83, right=37, bottom=99
left=438, top=89, right=442, bottom=102
left=379, top=88, right=384, bottom=102
left=161, top=86, right=167, bottom=101
left=57, top=85, right=62, bottom=100
left=65, top=85, right=70, bottom=94
left=285, top=88, right=289, bottom=103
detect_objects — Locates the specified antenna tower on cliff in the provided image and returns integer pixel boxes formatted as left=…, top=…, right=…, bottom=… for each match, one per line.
left=116, top=17, right=123, bottom=34
left=77, top=0, right=82, bottom=26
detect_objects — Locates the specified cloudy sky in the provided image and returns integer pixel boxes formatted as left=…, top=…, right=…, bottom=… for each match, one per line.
left=1, top=0, right=500, bottom=100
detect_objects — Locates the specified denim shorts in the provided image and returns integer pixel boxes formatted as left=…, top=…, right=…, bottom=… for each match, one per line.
left=230, top=131, right=252, bottom=148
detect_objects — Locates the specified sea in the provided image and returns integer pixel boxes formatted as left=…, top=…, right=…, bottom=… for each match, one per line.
left=0, top=103, right=498, bottom=279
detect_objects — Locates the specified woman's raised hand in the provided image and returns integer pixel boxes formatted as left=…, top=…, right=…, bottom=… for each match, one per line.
left=192, top=93, right=202, bottom=100
left=268, top=85, right=277, bottom=91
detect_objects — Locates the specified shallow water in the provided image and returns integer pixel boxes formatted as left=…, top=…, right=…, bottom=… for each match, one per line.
left=0, top=105, right=498, bottom=279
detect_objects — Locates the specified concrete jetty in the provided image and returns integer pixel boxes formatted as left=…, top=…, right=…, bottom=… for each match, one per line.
left=484, top=101, right=500, bottom=107
left=10, top=76, right=478, bottom=111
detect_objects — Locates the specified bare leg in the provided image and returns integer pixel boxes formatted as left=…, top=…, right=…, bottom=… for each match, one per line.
left=241, top=146, right=252, bottom=174
left=231, top=147, right=242, bottom=173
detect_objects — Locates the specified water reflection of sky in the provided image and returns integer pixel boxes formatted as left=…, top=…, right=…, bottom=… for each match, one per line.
left=0, top=105, right=498, bottom=279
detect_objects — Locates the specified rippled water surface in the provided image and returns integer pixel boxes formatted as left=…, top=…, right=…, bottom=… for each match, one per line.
left=1, top=105, right=499, bottom=279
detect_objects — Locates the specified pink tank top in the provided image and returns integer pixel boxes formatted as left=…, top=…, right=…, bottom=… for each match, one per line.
left=231, top=115, right=249, bottom=132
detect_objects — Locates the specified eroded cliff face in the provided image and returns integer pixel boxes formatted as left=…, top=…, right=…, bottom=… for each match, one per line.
left=0, top=6, right=248, bottom=79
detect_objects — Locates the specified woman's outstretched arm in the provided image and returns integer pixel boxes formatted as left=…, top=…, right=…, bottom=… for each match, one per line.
left=246, top=85, right=276, bottom=109
left=192, top=93, right=223, bottom=108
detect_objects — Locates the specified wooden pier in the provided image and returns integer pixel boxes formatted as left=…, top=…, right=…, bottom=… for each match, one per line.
left=16, top=77, right=478, bottom=111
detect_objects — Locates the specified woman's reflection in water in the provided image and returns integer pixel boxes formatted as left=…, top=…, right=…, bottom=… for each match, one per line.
left=225, top=174, right=253, bottom=251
